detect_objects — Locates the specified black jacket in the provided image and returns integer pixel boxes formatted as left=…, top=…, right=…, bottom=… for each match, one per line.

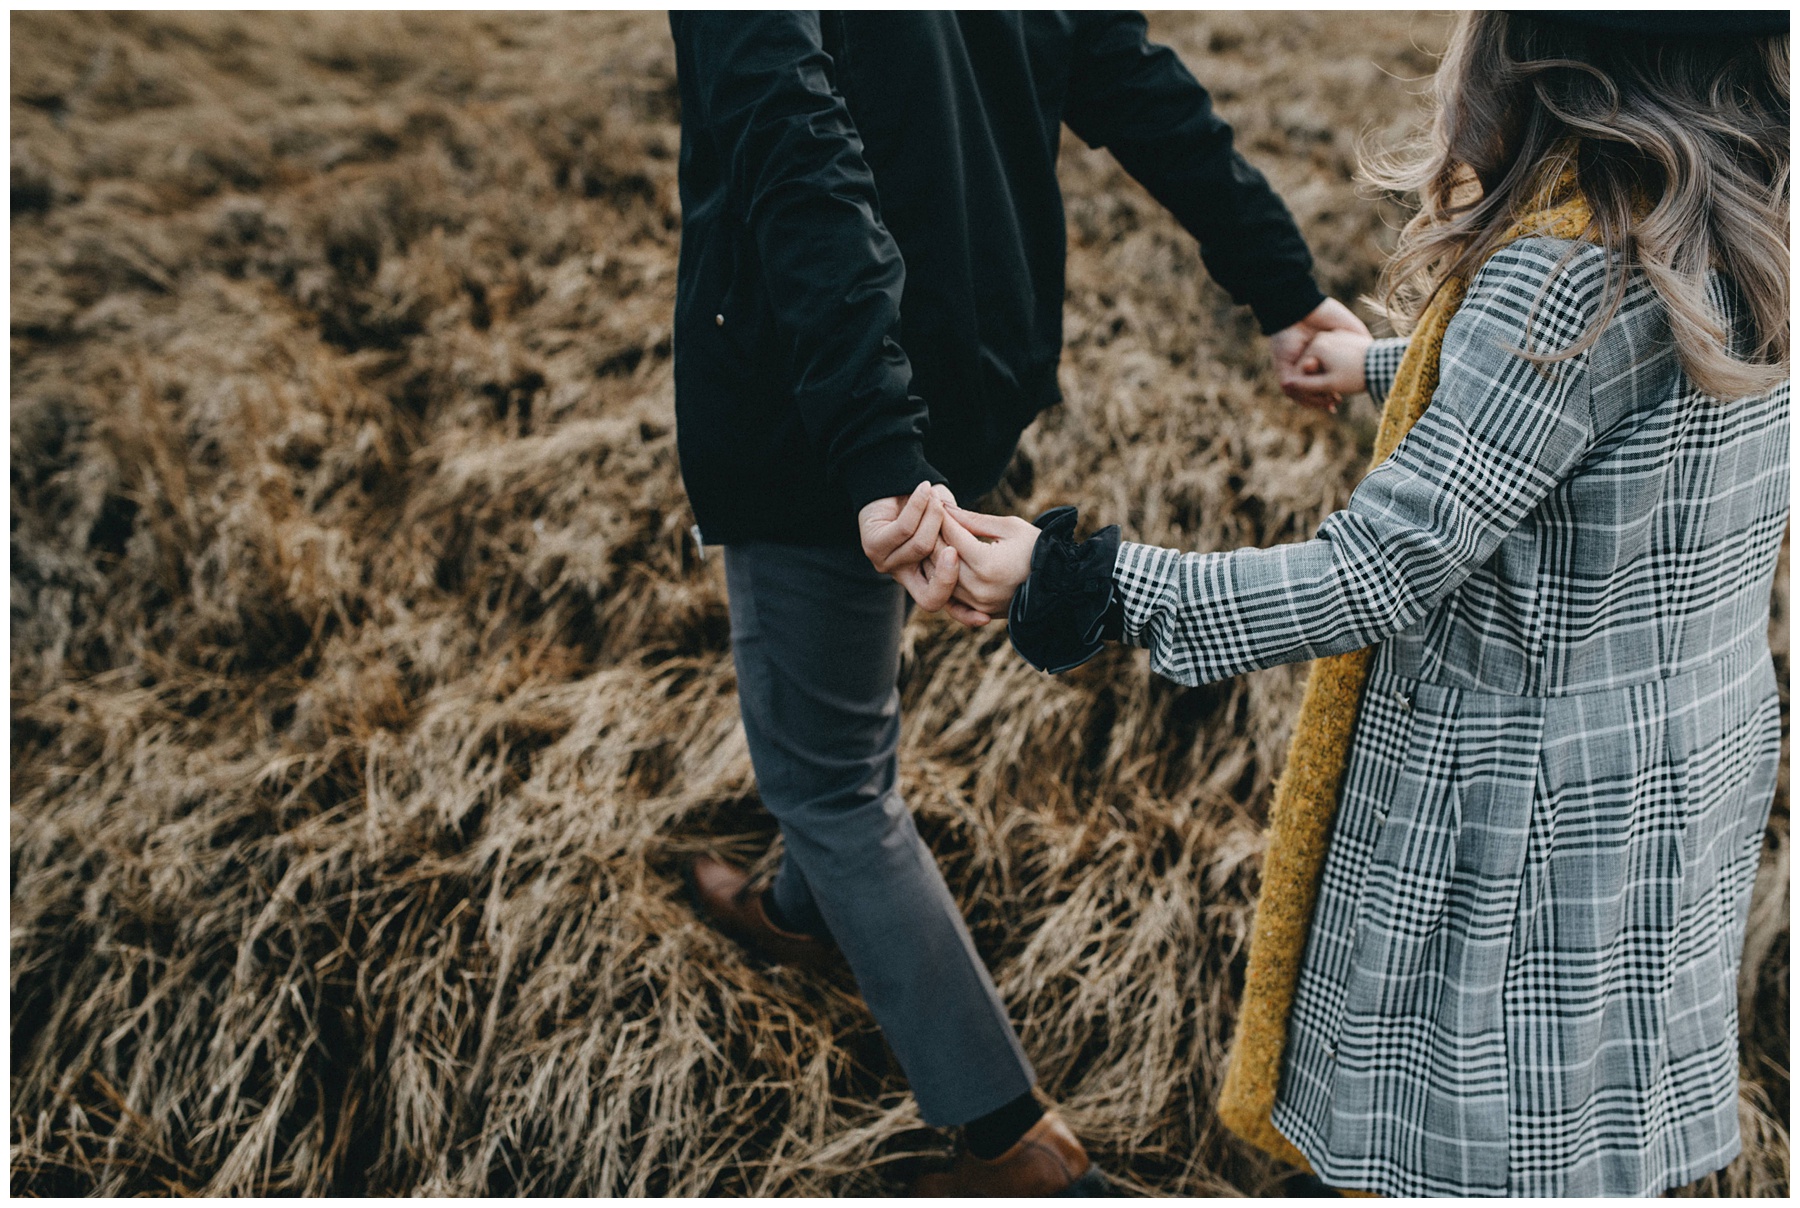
left=670, top=12, right=1325, bottom=545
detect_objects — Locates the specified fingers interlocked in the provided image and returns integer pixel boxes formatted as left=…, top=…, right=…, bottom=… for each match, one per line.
left=858, top=482, right=962, bottom=613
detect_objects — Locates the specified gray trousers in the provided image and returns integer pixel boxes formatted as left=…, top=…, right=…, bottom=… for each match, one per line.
left=724, top=541, right=1036, bottom=1126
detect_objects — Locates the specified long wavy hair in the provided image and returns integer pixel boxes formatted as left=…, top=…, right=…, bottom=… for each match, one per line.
left=1371, top=12, right=1789, bottom=399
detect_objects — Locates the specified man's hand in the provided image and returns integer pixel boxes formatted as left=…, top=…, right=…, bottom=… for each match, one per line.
left=859, top=481, right=960, bottom=611
left=937, top=506, right=1040, bottom=627
left=1287, top=327, right=1372, bottom=398
left=1269, top=297, right=1371, bottom=413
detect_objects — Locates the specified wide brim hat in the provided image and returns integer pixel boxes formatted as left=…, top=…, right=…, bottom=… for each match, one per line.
left=1531, top=10, right=1789, bottom=36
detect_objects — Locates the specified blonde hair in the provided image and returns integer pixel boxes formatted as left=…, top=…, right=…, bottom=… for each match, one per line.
left=1371, top=12, right=1789, bottom=399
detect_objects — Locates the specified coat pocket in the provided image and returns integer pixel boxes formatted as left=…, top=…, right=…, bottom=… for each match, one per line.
left=1354, top=679, right=1464, bottom=976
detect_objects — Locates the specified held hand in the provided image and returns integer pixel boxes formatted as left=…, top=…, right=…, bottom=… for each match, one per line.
left=859, top=481, right=960, bottom=611
left=1269, top=297, right=1371, bottom=412
left=938, top=506, right=1039, bottom=627
left=1288, top=328, right=1372, bottom=398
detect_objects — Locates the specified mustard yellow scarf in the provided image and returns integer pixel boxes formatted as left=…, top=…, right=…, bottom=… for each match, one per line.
left=1216, top=187, right=1596, bottom=1171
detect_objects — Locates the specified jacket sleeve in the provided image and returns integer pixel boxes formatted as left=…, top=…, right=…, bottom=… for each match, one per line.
left=1364, top=336, right=1409, bottom=405
left=1060, top=12, right=1326, bottom=335
left=1112, top=241, right=1612, bottom=687
left=671, top=13, right=944, bottom=511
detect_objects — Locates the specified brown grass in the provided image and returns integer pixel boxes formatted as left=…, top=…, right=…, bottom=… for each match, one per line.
left=10, top=11, right=1787, bottom=1196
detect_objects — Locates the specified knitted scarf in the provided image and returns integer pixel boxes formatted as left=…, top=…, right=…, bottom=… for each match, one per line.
left=1216, top=184, right=1596, bottom=1171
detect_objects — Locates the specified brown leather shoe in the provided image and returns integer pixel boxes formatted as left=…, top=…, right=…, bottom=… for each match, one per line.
left=908, top=1111, right=1108, bottom=1197
left=689, top=854, right=837, bottom=972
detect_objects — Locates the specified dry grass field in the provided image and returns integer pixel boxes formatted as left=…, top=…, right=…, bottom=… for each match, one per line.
left=10, top=10, right=1787, bottom=1196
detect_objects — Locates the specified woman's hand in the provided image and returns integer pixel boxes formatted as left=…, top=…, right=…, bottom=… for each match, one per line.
left=938, top=506, right=1040, bottom=627
left=1288, top=327, right=1372, bottom=398
left=1269, top=297, right=1370, bottom=411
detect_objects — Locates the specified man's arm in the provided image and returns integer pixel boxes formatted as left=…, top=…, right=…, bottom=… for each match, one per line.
left=1061, top=12, right=1321, bottom=333
left=672, top=14, right=945, bottom=510
left=1060, top=13, right=1367, bottom=407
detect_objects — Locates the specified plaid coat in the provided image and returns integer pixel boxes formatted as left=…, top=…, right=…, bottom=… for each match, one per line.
left=1114, top=239, right=1788, bottom=1195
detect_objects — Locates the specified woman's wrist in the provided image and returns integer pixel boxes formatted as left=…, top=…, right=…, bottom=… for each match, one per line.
left=1363, top=336, right=1409, bottom=405
left=1006, top=506, right=1122, bottom=674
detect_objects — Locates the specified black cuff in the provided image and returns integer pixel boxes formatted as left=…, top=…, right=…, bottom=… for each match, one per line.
left=838, top=435, right=948, bottom=516
left=1007, top=506, right=1122, bottom=674
left=1249, top=277, right=1328, bottom=336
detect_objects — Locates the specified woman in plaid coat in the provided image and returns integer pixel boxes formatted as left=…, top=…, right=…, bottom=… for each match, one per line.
left=931, top=11, right=1789, bottom=1197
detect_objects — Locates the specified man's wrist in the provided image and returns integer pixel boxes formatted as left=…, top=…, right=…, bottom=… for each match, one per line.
left=1250, top=279, right=1328, bottom=336
left=841, top=438, right=947, bottom=515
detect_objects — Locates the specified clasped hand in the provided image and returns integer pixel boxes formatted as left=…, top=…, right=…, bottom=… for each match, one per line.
left=860, top=308, right=1374, bottom=625
left=857, top=482, right=1038, bottom=628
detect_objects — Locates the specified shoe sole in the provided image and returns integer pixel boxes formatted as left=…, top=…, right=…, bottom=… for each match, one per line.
left=1059, top=1167, right=1113, bottom=1197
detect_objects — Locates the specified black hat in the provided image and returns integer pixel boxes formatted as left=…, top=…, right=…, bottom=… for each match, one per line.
left=1531, top=11, right=1788, bottom=37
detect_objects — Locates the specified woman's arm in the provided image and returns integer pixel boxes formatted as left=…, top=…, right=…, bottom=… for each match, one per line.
left=1116, top=239, right=1612, bottom=687
left=1364, top=336, right=1409, bottom=405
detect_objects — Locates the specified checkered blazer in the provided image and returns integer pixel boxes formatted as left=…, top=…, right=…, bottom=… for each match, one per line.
left=1114, top=239, right=1788, bottom=1195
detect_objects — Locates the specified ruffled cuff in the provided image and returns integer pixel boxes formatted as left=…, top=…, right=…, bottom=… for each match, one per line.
left=1007, top=505, right=1123, bottom=674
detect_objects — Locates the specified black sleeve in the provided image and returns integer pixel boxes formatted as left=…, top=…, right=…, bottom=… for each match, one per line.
left=1007, top=507, right=1125, bottom=675
left=671, top=13, right=945, bottom=511
left=1061, top=12, right=1326, bottom=335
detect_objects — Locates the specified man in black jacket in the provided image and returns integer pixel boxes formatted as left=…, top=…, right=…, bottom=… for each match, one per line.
left=671, top=12, right=1367, bottom=1193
